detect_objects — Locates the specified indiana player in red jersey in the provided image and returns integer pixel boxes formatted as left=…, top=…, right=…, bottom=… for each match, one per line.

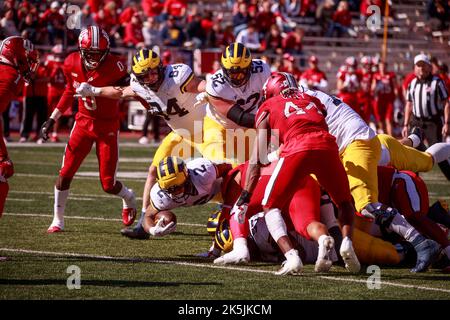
left=357, top=56, right=374, bottom=124
left=299, top=55, right=328, bottom=92
left=215, top=160, right=338, bottom=273
left=0, top=36, right=38, bottom=216
left=372, top=61, right=398, bottom=136
left=45, top=44, right=67, bottom=142
left=377, top=166, right=450, bottom=260
left=40, top=26, right=137, bottom=233
left=337, top=56, right=362, bottom=117
left=232, top=72, right=360, bottom=275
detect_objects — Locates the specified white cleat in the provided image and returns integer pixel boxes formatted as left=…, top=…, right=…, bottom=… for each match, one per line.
left=315, top=235, right=334, bottom=273
left=275, top=253, right=303, bottom=276
left=213, top=249, right=250, bottom=265
left=340, top=237, right=361, bottom=273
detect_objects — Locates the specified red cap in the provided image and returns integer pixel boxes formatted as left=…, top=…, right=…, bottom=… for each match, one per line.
left=309, top=55, right=318, bottom=63
left=283, top=53, right=294, bottom=62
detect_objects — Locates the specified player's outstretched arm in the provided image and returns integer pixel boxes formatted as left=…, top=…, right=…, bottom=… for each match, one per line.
left=75, top=82, right=137, bottom=99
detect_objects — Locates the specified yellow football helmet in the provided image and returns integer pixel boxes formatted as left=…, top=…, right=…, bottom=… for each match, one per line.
left=131, top=48, right=164, bottom=90
left=207, top=210, right=222, bottom=237
left=215, top=218, right=233, bottom=252
left=220, top=42, right=252, bottom=87
left=157, top=156, right=189, bottom=201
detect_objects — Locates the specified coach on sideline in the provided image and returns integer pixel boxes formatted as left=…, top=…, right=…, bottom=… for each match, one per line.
left=402, top=54, right=449, bottom=146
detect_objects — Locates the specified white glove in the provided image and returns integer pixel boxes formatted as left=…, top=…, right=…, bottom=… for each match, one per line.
left=76, top=82, right=101, bottom=97
left=149, top=218, right=176, bottom=237
left=193, top=92, right=208, bottom=108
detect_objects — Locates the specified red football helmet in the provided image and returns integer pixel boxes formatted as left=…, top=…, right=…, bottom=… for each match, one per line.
left=78, top=26, right=110, bottom=70
left=263, top=72, right=299, bottom=100
left=0, top=36, right=36, bottom=81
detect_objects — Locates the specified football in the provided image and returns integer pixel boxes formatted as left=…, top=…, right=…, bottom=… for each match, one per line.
left=155, top=210, right=177, bottom=225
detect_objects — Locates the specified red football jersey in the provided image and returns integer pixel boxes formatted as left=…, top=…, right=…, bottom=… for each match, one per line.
left=45, top=58, right=66, bottom=90
left=0, top=63, right=25, bottom=158
left=300, top=68, right=327, bottom=86
left=358, top=69, right=373, bottom=96
left=56, top=52, right=128, bottom=122
left=373, top=71, right=396, bottom=99
left=256, top=93, right=336, bottom=155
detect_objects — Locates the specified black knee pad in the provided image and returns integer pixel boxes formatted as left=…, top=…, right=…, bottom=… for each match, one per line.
left=438, top=159, right=450, bottom=181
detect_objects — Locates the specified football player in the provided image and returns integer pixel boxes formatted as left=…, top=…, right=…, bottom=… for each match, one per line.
left=0, top=36, right=38, bottom=216
left=357, top=56, right=374, bottom=124
left=233, top=72, right=360, bottom=275
left=74, top=48, right=207, bottom=234
left=336, top=56, right=362, bottom=116
left=201, top=42, right=271, bottom=163
left=299, top=56, right=328, bottom=92
left=40, top=26, right=137, bottom=233
left=298, top=82, right=441, bottom=272
left=121, top=156, right=232, bottom=239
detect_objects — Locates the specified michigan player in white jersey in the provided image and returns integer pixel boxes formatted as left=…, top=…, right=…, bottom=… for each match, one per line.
left=75, top=49, right=208, bottom=233
left=121, top=156, right=232, bottom=239
left=201, top=42, right=271, bottom=163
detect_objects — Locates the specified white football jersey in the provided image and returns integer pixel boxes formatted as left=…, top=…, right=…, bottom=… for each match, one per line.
left=150, top=158, right=222, bottom=211
left=302, top=87, right=376, bottom=152
left=130, top=64, right=205, bottom=139
left=205, top=59, right=271, bottom=129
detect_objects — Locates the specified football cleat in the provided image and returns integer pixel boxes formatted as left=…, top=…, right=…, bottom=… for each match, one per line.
left=315, top=235, right=334, bottom=273
left=47, top=225, right=63, bottom=233
left=411, top=238, right=440, bottom=273
left=120, top=226, right=149, bottom=240
left=213, top=248, right=250, bottom=265
left=275, top=253, right=303, bottom=276
left=410, top=126, right=426, bottom=151
left=340, top=237, right=361, bottom=273
left=122, top=207, right=137, bottom=226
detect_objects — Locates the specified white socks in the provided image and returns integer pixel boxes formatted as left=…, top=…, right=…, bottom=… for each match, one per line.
left=117, top=185, right=135, bottom=208
left=426, top=143, right=450, bottom=163
left=389, top=214, right=421, bottom=243
left=51, top=187, right=69, bottom=228
left=265, top=208, right=287, bottom=242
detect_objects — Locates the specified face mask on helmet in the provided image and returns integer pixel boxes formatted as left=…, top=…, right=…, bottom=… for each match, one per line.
left=78, top=26, right=110, bottom=70
left=222, top=65, right=251, bottom=88
left=157, top=156, right=193, bottom=202
left=132, top=49, right=164, bottom=90
left=22, top=49, right=40, bottom=83
left=221, top=42, right=252, bottom=88
left=81, top=48, right=108, bottom=70
left=263, top=72, right=299, bottom=100
left=135, top=66, right=163, bottom=89
left=215, top=219, right=233, bottom=252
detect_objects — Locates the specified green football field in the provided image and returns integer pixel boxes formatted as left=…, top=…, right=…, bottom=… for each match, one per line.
left=0, top=141, right=449, bottom=300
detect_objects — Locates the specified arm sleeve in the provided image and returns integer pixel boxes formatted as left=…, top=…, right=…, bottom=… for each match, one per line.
left=55, top=58, right=76, bottom=114
left=227, top=104, right=256, bottom=128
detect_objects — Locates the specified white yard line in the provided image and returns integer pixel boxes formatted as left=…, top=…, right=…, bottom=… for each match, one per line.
left=2, top=212, right=204, bottom=227
left=14, top=173, right=146, bottom=182
left=1, top=247, right=449, bottom=294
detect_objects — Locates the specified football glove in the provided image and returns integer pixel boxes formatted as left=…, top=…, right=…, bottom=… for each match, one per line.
left=149, top=218, right=176, bottom=237
left=193, top=92, right=209, bottom=108
left=0, top=158, right=14, bottom=180
left=40, top=118, right=55, bottom=141
left=231, top=190, right=251, bottom=224
left=75, top=82, right=101, bottom=97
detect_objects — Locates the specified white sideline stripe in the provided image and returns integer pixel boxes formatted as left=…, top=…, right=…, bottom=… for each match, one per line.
left=14, top=173, right=146, bottom=182
left=2, top=213, right=204, bottom=227
left=10, top=190, right=144, bottom=201
left=7, top=142, right=159, bottom=148
left=1, top=247, right=450, bottom=294
left=6, top=198, right=34, bottom=202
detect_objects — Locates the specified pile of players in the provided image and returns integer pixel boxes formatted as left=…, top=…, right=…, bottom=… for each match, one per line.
left=2, top=26, right=450, bottom=275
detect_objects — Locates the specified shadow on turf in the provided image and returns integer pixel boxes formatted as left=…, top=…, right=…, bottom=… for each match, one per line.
left=0, top=279, right=220, bottom=288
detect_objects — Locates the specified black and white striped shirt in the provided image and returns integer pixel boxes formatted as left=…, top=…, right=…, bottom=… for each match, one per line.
left=407, top=75, right=449, bottom=119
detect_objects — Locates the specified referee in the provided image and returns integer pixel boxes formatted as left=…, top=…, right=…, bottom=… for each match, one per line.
left=402, top=54, right=449, bottom=145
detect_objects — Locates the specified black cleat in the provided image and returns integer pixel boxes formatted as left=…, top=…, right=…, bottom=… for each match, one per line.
left=120, top=226, right=150, bottom=240
left=410, top=126, right=427, bottom=151
left=411, top=239, right=440, bottom=273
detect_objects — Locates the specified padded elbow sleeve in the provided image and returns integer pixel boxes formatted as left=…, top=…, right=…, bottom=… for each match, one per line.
left=227, top=104, right=255, bottom=128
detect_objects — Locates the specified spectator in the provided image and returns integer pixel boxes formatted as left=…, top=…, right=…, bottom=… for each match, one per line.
left=18, top=13, right=38, bottom=43
left=236, top=22, right=262, bottom=52
left=40, top=1, right=65, bottom=45
left=316, top=0, right=336, bottom=35
left=201, top=11, right=214, bottom=38
left=278, top=53, right=302, bottom=81
left=325, top=1, right=357, bottom=38
left=232, top=2, right=250, bottom=36
left=163, top=0, right=187, bottom=20
left=160, top=16, right=186, bottom=47
left=262, top=24, right=284, bottom=54
left=186, top=13, right=206, bottom=48
left=206, top=22, right=235, bottom=49
left=426, top=0, right=449, bottom=31
left=123, top=13, right=145, bottom=47
left=94, top=1, right=120, bottom=47
left=119, top=1, right=139, bottom=25
left=1, top=9, right=20, bottom=36
left=142, top=16, right=162, bottom=47
left=299, top=0, right=317, bottom=17
left=282, top=26, right=304, bottom=54
left=77, top=5, right=95, bottom=30
left=19, top=54, right=49, bottom=143
left=286, top=0, right=302, bottom=17
left=299, top=55, right=329, bottom=91
left=142, top=0, right=164, bottom=20
left=255, top=0, right=277, bottom=36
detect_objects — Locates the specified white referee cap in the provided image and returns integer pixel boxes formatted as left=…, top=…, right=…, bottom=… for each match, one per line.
left=414, top=54, right=430, bottom=65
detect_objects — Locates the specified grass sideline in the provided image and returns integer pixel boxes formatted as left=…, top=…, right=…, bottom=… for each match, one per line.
left=0, top=143, right=449, bottom=300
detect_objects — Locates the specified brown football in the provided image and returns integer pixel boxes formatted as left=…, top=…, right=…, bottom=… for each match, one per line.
left=155, top=210, right=177, bottom=225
